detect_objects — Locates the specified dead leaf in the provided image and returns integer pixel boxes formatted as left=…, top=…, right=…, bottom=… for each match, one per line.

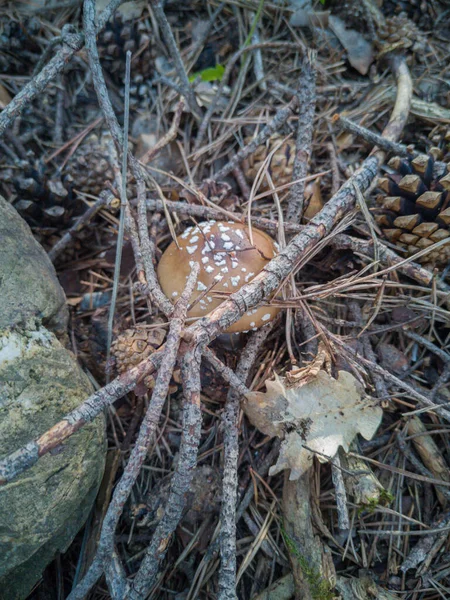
left=243, top=370, right=382, bottom=480
left=328, top=16, right=373, bottom=75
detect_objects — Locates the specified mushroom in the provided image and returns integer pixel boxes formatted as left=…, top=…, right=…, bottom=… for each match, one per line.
left=157, top=220, right=280, bottom=333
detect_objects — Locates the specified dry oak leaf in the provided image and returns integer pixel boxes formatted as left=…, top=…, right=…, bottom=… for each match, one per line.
left=243, top=370, right=382, bottom=480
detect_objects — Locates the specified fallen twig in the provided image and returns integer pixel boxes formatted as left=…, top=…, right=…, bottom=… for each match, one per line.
left=149, top=0, right=200, bottom=118
left=286, top=51, right=317, bottom=223
left=127, top=343, right=203, bottom=599
left=218, top=325, right=276, bottom=600
left=67, top=264, right=200, bottom=600
left=48, top=191, right=116, bottom=262
left=139, top=97, right=185, bottom=165
left=0, top=0, right=123, bottom=138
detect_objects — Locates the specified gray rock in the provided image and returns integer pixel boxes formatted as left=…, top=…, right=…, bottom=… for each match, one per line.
left=0, top=325, right=106, bottom=600
left=0, top=195, right=68, bottom=336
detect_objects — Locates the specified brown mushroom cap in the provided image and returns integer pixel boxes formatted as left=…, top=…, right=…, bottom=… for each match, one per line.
left=157, top=220, right=280, bottom=333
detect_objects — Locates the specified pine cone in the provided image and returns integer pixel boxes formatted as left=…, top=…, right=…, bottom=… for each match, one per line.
left=10, top=161, right=77, bottom=231
left=64, top=133, right=115, bottom=196
left=382, top=0, right=435, bottom=27
left=111, top=322, right=180, bottom=392
left=375, top=154, right=450, bottom=267
left=98, top=14, right=154, bottom=88
left=242, top=134, right=295, bottom=191
left=377, top=13, right=428, bottom=58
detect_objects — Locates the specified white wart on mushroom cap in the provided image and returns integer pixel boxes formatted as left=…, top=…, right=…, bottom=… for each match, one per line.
left=157, top=220, right=280, bottom=333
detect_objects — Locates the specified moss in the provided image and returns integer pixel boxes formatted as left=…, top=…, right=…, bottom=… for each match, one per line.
left=281, top=528, right=334, bottom=600
left=358, top=489, right=394, bottom=515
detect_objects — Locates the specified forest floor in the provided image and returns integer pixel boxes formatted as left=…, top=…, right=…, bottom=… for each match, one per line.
left=2, top=0, right=450, bottom=599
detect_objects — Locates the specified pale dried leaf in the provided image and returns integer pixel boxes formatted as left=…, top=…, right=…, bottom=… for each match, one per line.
left=243, top=370, right=382, bottom=480
left=328, top=16, right=373, bottom=75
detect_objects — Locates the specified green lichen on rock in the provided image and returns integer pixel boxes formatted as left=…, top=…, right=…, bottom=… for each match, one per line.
left=0, top=324, right=106, bottom=600
left=0, top=195, right=68, bottom=336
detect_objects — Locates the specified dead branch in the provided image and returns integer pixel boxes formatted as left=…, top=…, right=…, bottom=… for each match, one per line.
left=127, top=343, right=203, bottom=599
left=48, top=190, right=117, bottom=262
left=283, top=469, right=335, bottom=600
left=66, top=264, right=200, bottom=600
left=286, top=51, right=317, bottom=222
left=218, top=325, right=276, bottom=600
left=139, top=97, right=185, bottom=165
left=149, top=0, right=201, bottom=118
left=0, top=0, right=123, bottom=139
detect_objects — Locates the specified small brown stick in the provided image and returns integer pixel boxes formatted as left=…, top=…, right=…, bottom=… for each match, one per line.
left=48, top=191, right=116, bottom=262
left=341, top=302, right=388, bottom=506
left=332, top=113, right=413, bottom=158
left=396, top=431, right=450, bottom=504
left=330, top=453, right=350, bottom=531
left=431, top=364, right=450, bottom=401
left=105, top=548, right=127, bottom=600
left=402, top=330, right=450, bottom=364
left=407, top=416, right=450, bottom=507
left=127, top=343, right=203, bottom=599
left=189, top=440, right=281, bottom=598
left=327, top=141, right=341, bottom=196
left=401, top=509, right=450, bottom=573
left=332, top=336, right=450, bottom=422
left=53, top=81, right=64, bottom=145
left=67, top=263, right=200, bottom=600
left=0, top=0, right=123, bottom=138
left=331, top=233, right=450, bottom=295
left=149, top=0, right=200, bottom=118
left=139, top=97, right=185, bottom=165
left=107, top=50, right=132, bottom=362
left=32, top=35, right=63, bottom=77
left=144, top=197, right=302, bottom=231
left=137, top=179, right=174, bottom=317
left=286, top=51, right=317, bottom=223
left=218, top=325, right=276, bottom=600
left=232, top=163, right=251, bottom=200
left=349, top=301, right=388, bottom=399
left=195, top=41, right=305, bottom=150
left=210, top=97, right=298, bottom=182
left=202, top=347, right=250, bottom=397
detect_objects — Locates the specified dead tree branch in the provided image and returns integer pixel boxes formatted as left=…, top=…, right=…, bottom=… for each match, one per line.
left=286, top=51, right=317, bottom=222
left=0, top=0, right=124, bottom=138
left=218, top=325, right=276, bottom=600
left=67, top=264, right=200, bottom=600
left=127, top=343, right=204, bottom=599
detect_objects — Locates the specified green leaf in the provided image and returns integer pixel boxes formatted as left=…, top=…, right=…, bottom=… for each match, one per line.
left=189, top=64, right=225, bottom=83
